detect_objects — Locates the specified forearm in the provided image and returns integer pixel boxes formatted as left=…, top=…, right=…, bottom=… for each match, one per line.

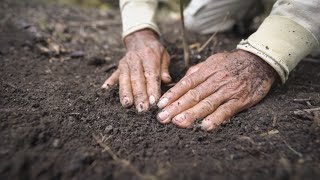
left=120, top=0, right=160, bottom=39
left=237, top=0, right=320, bottom=83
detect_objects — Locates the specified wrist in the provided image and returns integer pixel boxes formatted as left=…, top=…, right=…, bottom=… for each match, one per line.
left=124, top=29, right=159, bottom=50
left=237, top=50, right=278, bottom=82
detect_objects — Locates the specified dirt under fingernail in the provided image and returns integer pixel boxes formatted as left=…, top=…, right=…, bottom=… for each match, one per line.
left=149, top=95, right=156, bottom=105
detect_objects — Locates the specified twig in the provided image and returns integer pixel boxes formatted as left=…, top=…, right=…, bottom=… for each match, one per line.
left=197, top=32, right=218, bottom=53
left=179, top=0, right=189, bottom=66
left=293, top=98, right=311, bottom=102
left=68, top=20, right=120, bottom=28
left=283, top=139, right=303, bottom=158
left=303, top=107, right=320, bottom=113
left=92, top=133, right=119, bottom=161
left=294, top=83, right=320, bottom=88
left=104, top=63, right=117, bottom=73
left=272, top=116, right=277, bottom=127
left=197, top=12, right=230, bottom=53
left=260, top=129, right=279, bottom=137
left=303, top=58, right=320, bottom=64
left=92, top=134, right=157, bottom=180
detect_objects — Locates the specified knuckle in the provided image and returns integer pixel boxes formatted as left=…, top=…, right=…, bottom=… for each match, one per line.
left=188, top=89, right=201, bottom=102
left=125, top=51, right=134, bottom=59
left=190, top=64, right=200, bottom=71
left=130, top=75, right=143, bottom=84
left=223, top=108, right=233, bottom=116
left=163, top=89, right=175, bottom=100
left=145, top=72, right=160, bottom=81
left=187, top=67, right=195, bottom=74
left=169, top=103, right=180, bottom=113
left=131, top=77, right=143, bottom=85
left=119, top=57, right=126, bottom=65
left=133, top=92, right=146, bottom=100
left=201, top=99, right=215, bottom=112
left=181, top=78, right=194, bottom=87
left=222, top=104, right=238, bottom=117
left=144, top=68, right=156, bottom=76
left=145, top=47, right=154, bottom=54
left=145, top=68, right=159, bottom=74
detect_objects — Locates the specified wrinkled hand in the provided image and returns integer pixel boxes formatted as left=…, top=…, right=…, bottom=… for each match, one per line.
left=102, top=29, right=171, bottom=112
left=156, top=50, right=277, bottom=131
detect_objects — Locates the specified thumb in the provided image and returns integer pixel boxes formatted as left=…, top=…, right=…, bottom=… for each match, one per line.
left=185, top=62, right=203, bottom=77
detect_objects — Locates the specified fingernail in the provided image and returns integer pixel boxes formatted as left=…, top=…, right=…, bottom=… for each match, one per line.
left=165, top=74, right=172, bottom=81
left=201, top=119, right=216, bottom=131
left=173, top=114, right=186, bottom=123
left=149, top=95, right=156, bottom=105
left=101, top=83, right=109, bottom=89
left=157, top=98, right=168, bottom=109
left=137, top=103, right=146, bottom=113
left=157, top=110, right=169, bottom=122
left=122, top=97, right=131, bottom=107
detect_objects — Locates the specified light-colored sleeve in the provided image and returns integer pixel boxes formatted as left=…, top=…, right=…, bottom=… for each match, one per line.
left=237, top=0, right=320, bottom=83
left=120, top=0, right=160, bottom=39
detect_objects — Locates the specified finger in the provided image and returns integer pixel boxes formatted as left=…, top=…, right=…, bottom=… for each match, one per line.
left=102, top=69, right=120, bottom=89
left=127, top=53, right=149, bottom=113
left=157, top=67, right=209, bottom=109
left=157, top=78, right=222, bottom=123
left=184, top=62, right=203, bottom=77
left=160, top=50, right=172, bottom=84
left=119, top=62, right=133, bottom=108
left=142, top=49, right=161, bottom=106
left=201, top=100, right=242, bottom=131
left=172, top=90, right=229, bottom=128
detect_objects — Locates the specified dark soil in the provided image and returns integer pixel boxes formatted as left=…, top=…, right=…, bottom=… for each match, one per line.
left=1, top=1, right=320, bottom=180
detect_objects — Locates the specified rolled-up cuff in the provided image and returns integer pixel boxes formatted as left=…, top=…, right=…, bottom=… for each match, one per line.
left=121, top=0, right=160, bottom=39
left=122, top=23, right=160, bottom=39
left=237, top=15, right=319, bottom=83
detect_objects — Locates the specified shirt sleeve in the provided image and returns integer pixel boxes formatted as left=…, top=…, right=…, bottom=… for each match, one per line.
left=120, top=0, right=160, bottom=39
left=237, top=0, right=320, bottom=83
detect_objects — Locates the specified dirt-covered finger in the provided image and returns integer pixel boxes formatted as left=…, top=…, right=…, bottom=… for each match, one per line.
left=119, top=62, right=133, bottom=108
left=201, top=100, right=242, bottom=131
left=128, top=54, right=149, bottom=113
left=172, top=91, right=229, bottom=128
left=160, top=50, right=172, bottom=84
left=184, top=62, right=203, bottom=77
left=102, top=69, right=120, bottom=89
left=142, top=50, right=161, bottom=106
left=157, top=70, right=208, bottom=109
left=157, top=80, right=218, bottom=124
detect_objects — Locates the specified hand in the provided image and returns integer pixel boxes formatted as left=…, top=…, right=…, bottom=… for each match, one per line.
left=102, top=29, right=171, bottom=113
left=156, top=50, right=277, bottom=131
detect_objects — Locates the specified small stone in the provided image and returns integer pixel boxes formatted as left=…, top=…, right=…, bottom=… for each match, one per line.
left=53, top=139, right=60, bottom=148
left=104, top=125, right=113, bottom=133
left=70, top=50, right=85, bottom=58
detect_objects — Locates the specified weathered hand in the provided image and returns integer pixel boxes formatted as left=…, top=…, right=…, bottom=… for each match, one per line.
left=102, top=29, right=171, bottom=113
left=156, top=50, right=277, bottom=131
